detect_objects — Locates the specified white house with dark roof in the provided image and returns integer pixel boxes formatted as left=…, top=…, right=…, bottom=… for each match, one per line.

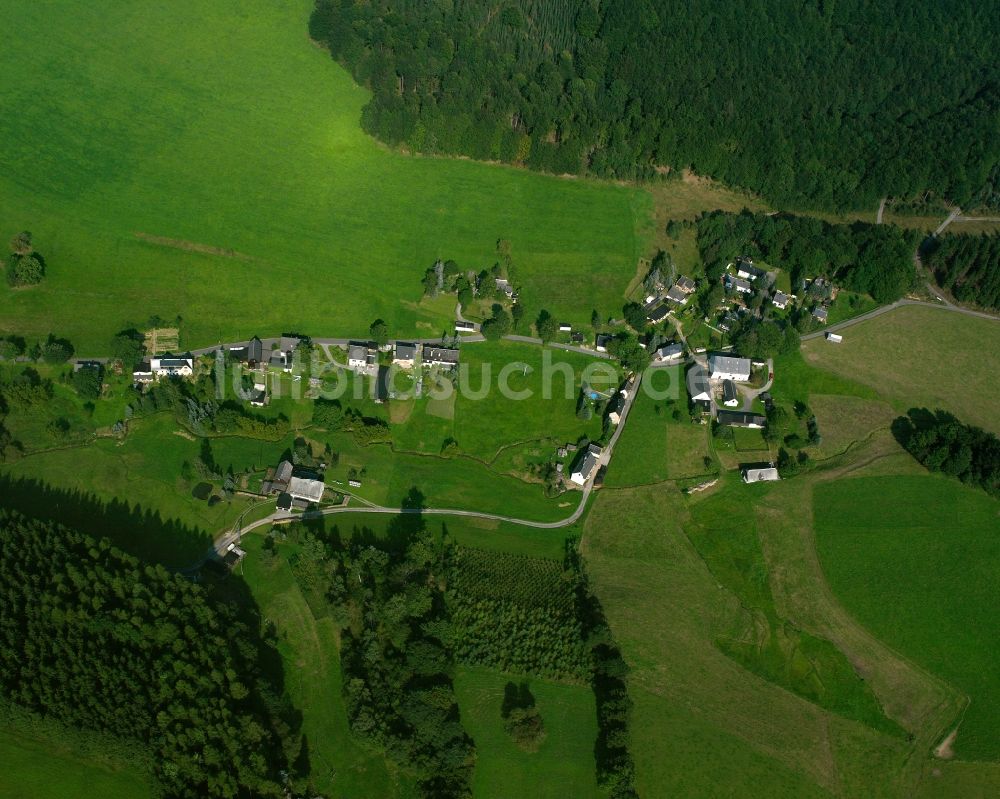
left=726, top=275, right=754, bottom=295
left=675, top=275, right=697, bottom=294
left=709, top=354, right=752, bottom=382
left=722, top=379, right=740, bottom=407
left=570, top=443, right=603, bottom=486
left=812, top=306, right=829, bottom=323
left=151, top=355, right=194, bottom=378
left=655, top=343, right=684, bottom=362
left=772, top=291, right=789, bottom=310
left=348, top=341, right=377, bottom=373
left=665, top=286, right=689, bottom=305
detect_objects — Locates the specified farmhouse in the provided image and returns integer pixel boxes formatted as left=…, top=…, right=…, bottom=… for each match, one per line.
left=717, top=411, right=767, bottom=429
left=422, top=345, right=460, bottom=368
left=709, top=354, right=752, bottom=382
left=742, top=465, right=780, bottom=483
left=570, top=443, right=603, bottom=486
left=230, top=336, right=264, bottom=366
left=348, top=341, right=377, bottom=372
left=726, top=275, right=754, bottom=295
left=595, top=334, right=612, bottom=352
left=261, top=460, right=293, bottom=495
left=655, top=343, right=684, bottom=362
left=722, top=379, right=739, bottom=407
left=675, top=275, right=697, bottom=294
left=287, top=475, right=325, bottom=504
left=142, top=355, right=194, bottom=379
left=665, top=286, right=689, bottom=305
left=393, top=341, right=418, bottom=368
left=495, top=278, right=515, bottom=299
left=772, top=291, right=789, bottom=310
left=813, top=306, right=829, bottom=323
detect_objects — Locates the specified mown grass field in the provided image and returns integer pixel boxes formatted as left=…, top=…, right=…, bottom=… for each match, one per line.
left=0, top=727, right=151, bottom=799
left=453, top=667, right=600, bottom=799
left=814, top=475, right=1000, bottom=761
left=0, top=0, right=646, bottom=354
left=240, top=535, right=408, bottom=799
left=801, top=306, right=1000, bottom=434
left=579, top=484, right=914, bottom=797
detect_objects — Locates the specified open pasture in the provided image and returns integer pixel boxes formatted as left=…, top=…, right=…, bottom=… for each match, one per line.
left=815, top=474, right=1000, bottom=760
left=0, top=0, right=645, bottom=354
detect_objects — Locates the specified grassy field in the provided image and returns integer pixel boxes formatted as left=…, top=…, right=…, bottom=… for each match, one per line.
left=0, top=727, right=151, bottom=799
left=815, top=475, right=1000, bottom=761
left=239, top=535, right=409, bottom=798
left=603, top=370, right=713, bottom=487
left=801, top=306, right=1000, bottom=434
left=453, top=667, right=600, bottom=799
left=453, top=340, right=613, bottom=461
left=0, top=0, right=646, bottom=354
left=579, top=484, right=915, bottom=797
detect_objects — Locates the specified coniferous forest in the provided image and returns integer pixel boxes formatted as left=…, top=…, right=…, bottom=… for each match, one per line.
left=0, top=512, right=297, bottom=797
left=924, top=233, right=1000, bottom=310
left=309, top=0, right=1000, bottom=210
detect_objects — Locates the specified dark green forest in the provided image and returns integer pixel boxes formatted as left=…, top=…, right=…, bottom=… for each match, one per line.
left=895, top=409, right=1000, bottom=497
left=0, top=512, right=297, bottom=797
left=309, top=0, right=1000, bottom=210
left=924, top=232, right=1000, bottom=310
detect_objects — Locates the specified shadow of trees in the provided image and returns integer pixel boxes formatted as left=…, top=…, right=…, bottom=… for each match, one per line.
left=0, top=474, right=211, bottom=568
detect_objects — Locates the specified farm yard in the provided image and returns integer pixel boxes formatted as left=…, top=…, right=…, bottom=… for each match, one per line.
left=0, top=0, right=645, bottom=354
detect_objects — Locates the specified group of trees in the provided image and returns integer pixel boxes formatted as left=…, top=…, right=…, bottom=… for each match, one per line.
left=895, top=409, right=1000, bottom=496
left=293, top=518, right=475, bottom=798
left=697, top=210, right=918, bottom=304
left=0, top=511, right=297, bottom=796
left=924, top=233, right=1000, bottom=310
left=309, top=0, right=999, bottom=210
left=729, top=318, right=799, bottom=360
left=501, top=682, right=546, bottom=752
left=6, top=231, right=45, bottom=287
left=447, top=546, right=591, bottom=682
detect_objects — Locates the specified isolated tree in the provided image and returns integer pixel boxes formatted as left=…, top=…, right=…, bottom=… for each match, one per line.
left=7, top=253, right=44, bottom=286
left=481, top=305, right=512, bottom=340
left=72, top=365, right=102, bottom=399
left=511, top=302, right=525, bottom=330
left=590, top=308, right=601, bottom=331
left=0, top=337, right=25, bottom=361
left=535, top=310, right=558, bottom=343
left=369, top=318, right=389, bottom=346
left=38, top=335, right=73, bottom=364
left=8, top=231, right=32, bottom=256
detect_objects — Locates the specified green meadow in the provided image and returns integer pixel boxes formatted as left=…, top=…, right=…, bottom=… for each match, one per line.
left=0, top=0, right=646, bottom=354
left=815, top=474, right=1000, bottom=760
left=0, top=727, right=151, bottom=799
left=453, top=667, right=600, bottom=799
